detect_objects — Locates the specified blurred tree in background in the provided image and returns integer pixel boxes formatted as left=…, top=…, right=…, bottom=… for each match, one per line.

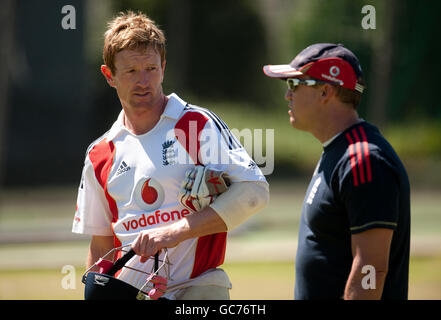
left=104, top=0, right=441, bottom=123
left=1, top=0, right=440, bottom=186
left=109, top=0, right=271, bottom=106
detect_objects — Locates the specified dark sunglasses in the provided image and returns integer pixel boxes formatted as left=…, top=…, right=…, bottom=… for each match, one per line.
left=286, top=78, right=331, bottom=92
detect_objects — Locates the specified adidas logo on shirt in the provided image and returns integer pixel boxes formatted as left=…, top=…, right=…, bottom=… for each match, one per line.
left=116, top=161, right=131, bottom=176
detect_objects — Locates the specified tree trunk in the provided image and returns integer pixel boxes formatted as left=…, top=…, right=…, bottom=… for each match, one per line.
left=167, top=0, right=192, bottom=91
left=367, top=0, right=400, bottom=127
left=0, top=0, right=14, bottom=188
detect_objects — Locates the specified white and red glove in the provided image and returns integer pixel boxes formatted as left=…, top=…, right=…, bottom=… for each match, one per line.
left=179, top=165, right=230, bottom=212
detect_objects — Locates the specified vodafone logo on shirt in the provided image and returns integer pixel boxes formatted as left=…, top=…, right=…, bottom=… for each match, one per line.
left=117, top=176, right=193, bottom=232
left=122, top=208, right=192, bottom=232
left=133, top=177, right=165, bottom=211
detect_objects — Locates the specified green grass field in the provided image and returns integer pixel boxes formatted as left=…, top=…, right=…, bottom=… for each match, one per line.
left=1, top=257, right=440, bottom=300
left=0, top=181, right=440, bottom=300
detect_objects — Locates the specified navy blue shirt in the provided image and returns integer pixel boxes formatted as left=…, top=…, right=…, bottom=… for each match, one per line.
left=294, top=121, right=410, bottom=299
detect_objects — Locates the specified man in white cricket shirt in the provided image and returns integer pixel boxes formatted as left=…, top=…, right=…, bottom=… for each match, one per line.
left=72, top=11, right=269, bottom=300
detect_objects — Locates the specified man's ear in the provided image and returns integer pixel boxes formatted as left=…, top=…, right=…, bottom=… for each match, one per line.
left=161, top=59, right=166, bottom=83
left=101, top=65, right=116, bottom=88
left=319, top=83, right=335, bottom=104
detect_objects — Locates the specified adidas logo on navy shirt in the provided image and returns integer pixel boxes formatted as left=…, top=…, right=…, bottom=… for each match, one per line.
left=116, top=161, right=131, bottom=176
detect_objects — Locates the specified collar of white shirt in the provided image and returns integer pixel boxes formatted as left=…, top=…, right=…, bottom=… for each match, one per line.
left=106, top=93, right=187, bottom=141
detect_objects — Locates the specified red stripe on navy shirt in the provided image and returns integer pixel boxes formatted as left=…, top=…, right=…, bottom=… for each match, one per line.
left=358, top=126, right=372, bottom=182
left=351, top=128, right=366, bottom=184
left=345, top=126, right=373, bottom=187
left=345, top=133, right=359, bottom=187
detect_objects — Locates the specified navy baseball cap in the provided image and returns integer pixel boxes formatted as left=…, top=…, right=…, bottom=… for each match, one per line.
left=263, top=43, right=365, bottom=93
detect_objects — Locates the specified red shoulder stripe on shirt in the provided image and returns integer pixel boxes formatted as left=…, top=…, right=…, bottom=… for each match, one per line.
left=88, top=139, right=122, bottom=251
left=89, top=139, right=114, bottom=190
left=358, top=126, right=372, bottom=182
left=351, top=128, right=366, bottom=184
left=175, top=111, right=227, bottom=278
left=174, top=111, right=209, bottom=165
left=345, top=133, right=359, bottom=186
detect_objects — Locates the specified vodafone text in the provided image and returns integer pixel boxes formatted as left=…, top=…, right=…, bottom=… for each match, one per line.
left=122, top=208, right=191, bottom=231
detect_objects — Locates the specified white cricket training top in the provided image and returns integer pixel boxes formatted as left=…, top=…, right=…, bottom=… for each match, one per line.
left=72, top=93, right=267, bottom=294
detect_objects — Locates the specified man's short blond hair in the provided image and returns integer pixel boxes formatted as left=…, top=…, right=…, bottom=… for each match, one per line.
left=103, top=11, right=166, bottom=74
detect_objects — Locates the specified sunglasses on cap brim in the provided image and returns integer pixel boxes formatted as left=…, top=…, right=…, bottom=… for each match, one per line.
left=285, top=78, right=334, bottom=91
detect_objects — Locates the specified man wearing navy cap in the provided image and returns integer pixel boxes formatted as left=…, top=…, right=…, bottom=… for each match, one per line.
left=263, top=43, right=410, bottom=300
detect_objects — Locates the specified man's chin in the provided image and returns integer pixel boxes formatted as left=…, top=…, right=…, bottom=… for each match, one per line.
left=129, top=98, right=155, bottom=109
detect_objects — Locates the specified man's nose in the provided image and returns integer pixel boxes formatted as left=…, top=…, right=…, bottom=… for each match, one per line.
left=137, top=70, right=149, bottom=87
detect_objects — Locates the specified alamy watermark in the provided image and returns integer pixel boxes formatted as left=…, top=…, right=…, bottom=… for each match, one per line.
left=361, top=264, right=376, bottom=290
left=61, top=265, right=76, bottom=290
left=361, top=5, right=376, bottom=30
left=164, top=122, right=274, bottom=175
left=61, top=5, right=76, bottom=30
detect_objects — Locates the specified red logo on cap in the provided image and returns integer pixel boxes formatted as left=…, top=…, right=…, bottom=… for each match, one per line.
left=304, top=57, right=357, bottom=90
left=329, top=66, right=340, bottom=77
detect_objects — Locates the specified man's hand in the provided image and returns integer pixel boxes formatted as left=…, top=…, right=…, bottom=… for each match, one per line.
left=179, top=165, right=230, bottom=212
left=131, top=206, right=227, bottom=263
left=131, top=225, right=181, bottom=263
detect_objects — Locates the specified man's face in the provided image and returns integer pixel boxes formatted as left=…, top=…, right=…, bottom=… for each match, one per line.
left=284, top=76, right=321, bottom=131
left=102, top=46, right=166, bottom=112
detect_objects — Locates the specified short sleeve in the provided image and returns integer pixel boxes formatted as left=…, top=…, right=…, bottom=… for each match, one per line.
left=198, top=115, right=267, bottom=184
left=339, top=155, right=399, bottom=234
left=72, top=154, right=114, bottom=236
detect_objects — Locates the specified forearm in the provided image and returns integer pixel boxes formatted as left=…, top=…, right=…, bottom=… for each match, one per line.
left=172, top=206, right=227, bottom=242
left=345, top=228, right=393, bottom=300
left=86, top=235, right=114, bottom=270
left=344, top=257, right=387, bottom=300
left=210, top=181, right=269, bottom=230
left=172, top=181, right=269, bottom=240
left=132, top=181, right=268, bottom=259
left=174, top=180, right=269, bottom=238
left=132, top=206, right=227, bottom=261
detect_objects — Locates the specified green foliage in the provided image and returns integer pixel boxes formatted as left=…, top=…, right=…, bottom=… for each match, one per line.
left=98, top=0, right=441, bottom=179
left=192, top=97, right=323, bottom=174
left=384, top=121, right=441, bottom=159
left=284, top=0, right=441, bottom=122
left=195, top=98, right=441, bottom=180
left=111, top=0, right=271, bottom=106
left=387, top=1, right=441, bottom=119
left=286, top=0, right=377, bottom=119
left=104, top=0, right=441, bottom=120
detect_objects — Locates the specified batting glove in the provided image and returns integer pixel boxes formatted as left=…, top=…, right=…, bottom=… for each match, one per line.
left=179, top=165, right=230, bottom=212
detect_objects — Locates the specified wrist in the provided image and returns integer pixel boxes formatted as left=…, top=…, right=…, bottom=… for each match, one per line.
left=170, top=216, right=192, bottom=243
